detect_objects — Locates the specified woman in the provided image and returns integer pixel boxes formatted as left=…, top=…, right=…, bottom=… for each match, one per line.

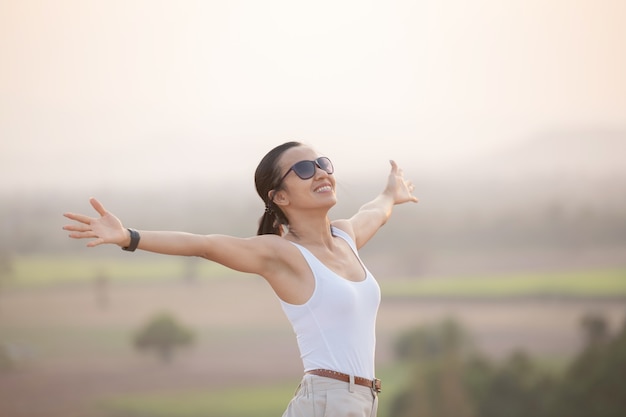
left=63, top=141, right=418, bottom=417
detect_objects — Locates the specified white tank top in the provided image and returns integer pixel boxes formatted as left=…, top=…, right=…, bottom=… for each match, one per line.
left=280, top=227, right=381, bottom=379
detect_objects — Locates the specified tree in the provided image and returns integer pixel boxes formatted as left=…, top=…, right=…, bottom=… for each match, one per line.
left=551, top=313, right=626, bottom=417
left=390, top=318, right=475, bottom=417
left=133, top=311, right=194, bottom=363
left=391, top=313, right=626, bottom=417
left=465, top=350, right=554, bottom=417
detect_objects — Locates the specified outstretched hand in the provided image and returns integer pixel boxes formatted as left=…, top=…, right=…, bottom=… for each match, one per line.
left=63, top=198, right=128, bottom=247
left=387, top=160, right=419, bottom=205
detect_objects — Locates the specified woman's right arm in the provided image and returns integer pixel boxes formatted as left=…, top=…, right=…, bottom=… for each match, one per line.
left=63, top=197, right=281, bottom=275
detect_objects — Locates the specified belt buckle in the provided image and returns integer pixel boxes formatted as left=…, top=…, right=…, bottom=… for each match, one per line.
left=372, top=378, right=382, bottom=393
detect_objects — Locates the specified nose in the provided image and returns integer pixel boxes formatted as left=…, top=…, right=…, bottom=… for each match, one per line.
left=313, top=163, right=331, bottom=179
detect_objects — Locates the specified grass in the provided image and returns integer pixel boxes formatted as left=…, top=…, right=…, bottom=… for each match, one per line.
left=6, top=255, right=626, bottom=299
left=4, top=255, right=237, bottom=288
left=99, top=363, right=412, bottom=417
left=100, top=383, right=297, bottom=417
left=381, top=268, right=626, bottom=298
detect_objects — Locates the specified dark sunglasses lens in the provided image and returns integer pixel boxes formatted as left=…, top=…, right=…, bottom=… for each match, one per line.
left=292, top=161, right=316, bottom=179
left=317, top=157, right=334, bottom=174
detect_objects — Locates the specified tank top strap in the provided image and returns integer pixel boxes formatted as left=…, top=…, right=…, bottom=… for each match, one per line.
left=330, top=226, right=357, bottom=252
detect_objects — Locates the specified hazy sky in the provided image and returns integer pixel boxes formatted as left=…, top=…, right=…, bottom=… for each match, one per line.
left=1, top=0, right=625, bottom=192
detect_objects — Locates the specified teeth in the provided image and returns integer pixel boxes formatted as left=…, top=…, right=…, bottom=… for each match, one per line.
left=315, top=185, right=332, bottom=192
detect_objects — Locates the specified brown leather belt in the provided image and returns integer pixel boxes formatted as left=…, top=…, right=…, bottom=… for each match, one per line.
left=306, top=369, right=382, bottom=393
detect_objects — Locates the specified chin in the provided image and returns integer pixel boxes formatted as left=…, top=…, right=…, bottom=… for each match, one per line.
left=324, top=196, right=338, bottom=208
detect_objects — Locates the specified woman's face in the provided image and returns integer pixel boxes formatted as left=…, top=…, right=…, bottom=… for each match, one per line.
left=275, top=145, right=337, bottom=210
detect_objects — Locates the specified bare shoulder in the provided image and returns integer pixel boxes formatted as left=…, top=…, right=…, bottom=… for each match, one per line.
left=330, top=219, right=356, bottom=241
left=250, top=233, right=304, bottom=270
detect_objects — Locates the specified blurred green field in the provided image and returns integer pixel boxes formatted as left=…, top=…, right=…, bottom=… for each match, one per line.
left=100, top=383, right=295, bottom=417
left=6, top=256, right=626, bottom=299
left=6, top=255, right=236, bottom=287
left=383, top=269, right=626, bottom=298
left=100, top=364, right=410, bottom=417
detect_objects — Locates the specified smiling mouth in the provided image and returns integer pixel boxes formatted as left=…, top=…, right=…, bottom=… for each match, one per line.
left=314, top=185, right=333, bottom=193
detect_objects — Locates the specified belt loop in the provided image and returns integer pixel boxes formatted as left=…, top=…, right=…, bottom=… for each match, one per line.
left=349, top=374, right=355, bottom=393
left=306, top=374, right=312, bottom=398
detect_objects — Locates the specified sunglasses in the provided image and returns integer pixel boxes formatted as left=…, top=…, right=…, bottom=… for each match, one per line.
left=279, top=157, right=334, bottom=183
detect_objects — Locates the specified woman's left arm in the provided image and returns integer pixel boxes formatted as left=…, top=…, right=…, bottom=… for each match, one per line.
left=334, top=160, right=418, bottom=249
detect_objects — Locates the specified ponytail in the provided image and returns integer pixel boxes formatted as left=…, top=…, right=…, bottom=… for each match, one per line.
left=257, top=203, right=286, bottom=236
left=257, top=209, right=280, bottom=235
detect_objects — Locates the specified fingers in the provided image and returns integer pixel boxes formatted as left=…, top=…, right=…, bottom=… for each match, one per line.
left=63, top=212, right=93, bottom=225
left=389, top=159, right=406, bottom=177
left=389, top=159, right=409, bottom=184
left=63, top=224, right=105, bottom=247
left=389, top=159, right=399, bottom=175
left=90, top=197, right=108, bottom=217
left=63, top=198, right=109, bottom=247
left=63, top=223, right=91, bottom=233
left=63, top=197, right=105, bottom=224
left=389, top=160, right=418, bottom=203
left=62, top=214, right=96, bottom=243
left=404, top=180, right=418, bottom=202
left=66, top=230, right=97, bottom=239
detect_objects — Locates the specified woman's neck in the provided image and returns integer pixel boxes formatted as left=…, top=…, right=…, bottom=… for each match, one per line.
left=285, top=215, right=333, bottom=246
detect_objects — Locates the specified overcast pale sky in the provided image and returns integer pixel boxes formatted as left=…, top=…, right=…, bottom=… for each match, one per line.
left=1, top=0, right=625, bottom=192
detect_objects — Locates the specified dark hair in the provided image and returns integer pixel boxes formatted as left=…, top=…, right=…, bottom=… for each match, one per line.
left=255, top=141, right=302, bottom=235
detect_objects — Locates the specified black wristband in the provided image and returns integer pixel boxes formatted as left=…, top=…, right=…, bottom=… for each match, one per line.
left=122, top=228, right=140, bottom=252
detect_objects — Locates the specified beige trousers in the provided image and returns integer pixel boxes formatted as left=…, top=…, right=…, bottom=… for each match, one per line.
left=282, top=374, right=379, bottom=417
